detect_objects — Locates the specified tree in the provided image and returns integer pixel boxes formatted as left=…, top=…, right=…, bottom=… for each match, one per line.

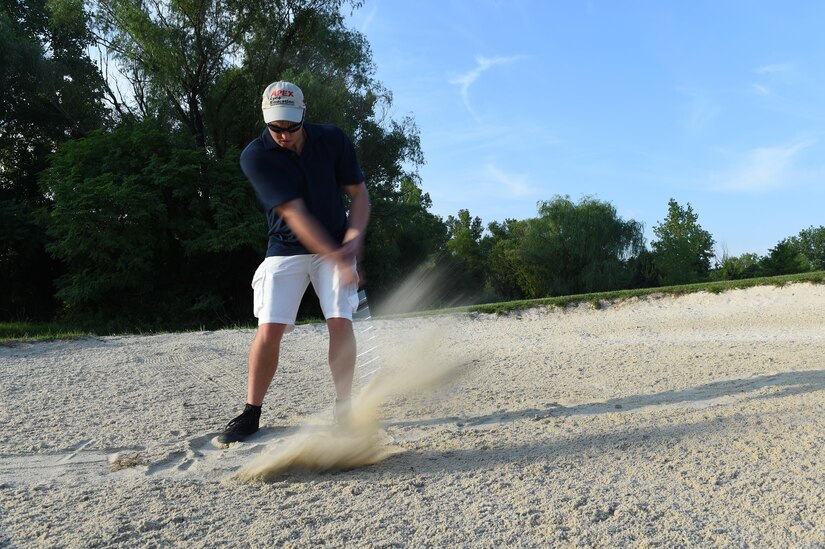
left=511, top=196, right=644, bottom=298
left=36, top=0, right=438, bottom=325
left=790, top=226, right=825, bottom=271
left=628, top=248, right=660, bottom=288
left=363, top=177, right=447, bottom=302
left=92, top=0, right=376, bottom=155
left=40, top=120, right=258, bottom=327
left=483, top=219, right=527, bottom=299
left=444, top=209, right=485, bottom=293
left=94, top=0, right=261, bottom=147
left=1, top=0, right=107, bottom=201
left=651, top=199, right=715, bottom=285
left=759, top=239, right=810, bottom=277
left=11, top=0, right=438, bottom=322
left=1, top=0, right=107, bottom=319
left=713, top=251, right=761, bottom=281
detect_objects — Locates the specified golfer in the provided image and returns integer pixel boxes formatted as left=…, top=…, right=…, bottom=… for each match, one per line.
left=218, top=81, right=370, bottom=444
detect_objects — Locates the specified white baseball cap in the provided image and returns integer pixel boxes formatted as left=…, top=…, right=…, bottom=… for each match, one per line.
left=261, top=81, right=305, bottom=123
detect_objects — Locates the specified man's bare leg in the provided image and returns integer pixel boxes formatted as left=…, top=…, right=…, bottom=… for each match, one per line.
left=216, top=323, right=285, bottom=444
left=327, top=317, right=356, bottom=399
left=247, top=323, right=287, bottom=405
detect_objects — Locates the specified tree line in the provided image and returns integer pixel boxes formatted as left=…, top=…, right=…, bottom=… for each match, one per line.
left=2, top=0, right=823, bottom=330
left=443, top=197, right=825, bottom=304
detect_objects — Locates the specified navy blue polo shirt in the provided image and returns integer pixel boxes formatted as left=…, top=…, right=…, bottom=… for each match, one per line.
left=240, top=122, right=365, bottom=257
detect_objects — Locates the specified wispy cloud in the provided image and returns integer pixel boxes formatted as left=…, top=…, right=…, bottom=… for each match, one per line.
left=359, top=2, right=378, bottom=33
left=483, top=163, right=537, bottom=198
left=751, top=83, right=770, bottom=96
left=679, top=88, right=719, bottom=133
left=755, top=63, right=792, bottom=75
left=713, top=140, right=814, bottom=192
left=752, top=62, right=793, bottom=97
left=427, top=122, right=564, bottom=156
left=449, top=55, right=523, bottom=119
left=685, top=95, right=720, bottom=132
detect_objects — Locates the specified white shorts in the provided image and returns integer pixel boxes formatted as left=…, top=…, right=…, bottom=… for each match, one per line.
left=251, top=255, right=359, bottom=331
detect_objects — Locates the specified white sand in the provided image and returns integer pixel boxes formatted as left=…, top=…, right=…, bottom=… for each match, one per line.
left=1, top=283, right=824, bottom=547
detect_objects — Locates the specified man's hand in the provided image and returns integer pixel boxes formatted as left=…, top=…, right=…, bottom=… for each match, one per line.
left=341, top=182, right=370, bottom=286
left=326, top=247, right=358, bottom=287
left=275, top=182, right=369, bottom=290
left=340, top=228, right=364, bottom=260
left=277, top=199, right=359, bottom=287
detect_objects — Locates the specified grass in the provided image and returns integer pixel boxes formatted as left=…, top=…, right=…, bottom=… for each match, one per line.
left=0, top=320, right=241, bottom=346
left=3, top=271, right=823, bottom=344
left=0, top=315, right=327, bottom=345
left=459, top=270, right=825, bottom=316
left=0, top=322, right=94, bottom=344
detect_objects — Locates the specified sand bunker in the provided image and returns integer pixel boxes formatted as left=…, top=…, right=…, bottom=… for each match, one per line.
left=2, top=283, right=824, bottom=547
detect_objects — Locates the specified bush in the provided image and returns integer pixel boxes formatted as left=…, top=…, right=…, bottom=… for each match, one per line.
left=713, top=252, right=762, bottom=281
left=759, top=239, right=811, bottom=276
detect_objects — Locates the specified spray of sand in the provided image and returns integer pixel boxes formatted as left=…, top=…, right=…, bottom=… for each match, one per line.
left=232, top=266, right=473, bottom=482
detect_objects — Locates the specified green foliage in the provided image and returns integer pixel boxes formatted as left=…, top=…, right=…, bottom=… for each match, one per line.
left=483, top=219, right=528, bottom=299
left=41, top=121, right=188, bottom=315
left=651, top=199, right=715, bottom=285
left=364, top=178, right=447, bottom=300
left=759, top=239, right=810, bottom=276
left=352, top=117, right=434, bottom=300
left=92, top=0, right=379, bottom=156
left=789, top=226, right=825, bottom=271
left=505, top=196, right=645, bottom=298
left=713, top=228, right=823, bottom=283
left=477, top=196, right=647, bottom=300
left=713, top=252, right=761, bottom=281
left=444, top=209, right=485, bottom=292
left=94, top=0, right=259, bottom=144
left=1, top=0, right=107, bottom=320
left=185, top=147, right=262, bottom=255
left=627, top=248, right=660, bottom=288
left=88, top=0, right=434, bottom=313
left=0, top=199, right=61, bottom=319
left=40, top=119, right=258, bottom=326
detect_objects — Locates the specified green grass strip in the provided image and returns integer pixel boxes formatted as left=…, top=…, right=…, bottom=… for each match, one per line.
left=461, top=270, right=825, bottom=315
left=391, top=270, right=825, bottom=318
left=0, top=322, right=92, bottom=345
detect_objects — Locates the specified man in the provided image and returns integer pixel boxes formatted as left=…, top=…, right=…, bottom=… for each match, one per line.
left=217, top=81, right=370, bottom=444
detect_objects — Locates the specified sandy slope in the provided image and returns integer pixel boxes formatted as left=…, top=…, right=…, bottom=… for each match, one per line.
left=1, top=283, right=823, bottom=547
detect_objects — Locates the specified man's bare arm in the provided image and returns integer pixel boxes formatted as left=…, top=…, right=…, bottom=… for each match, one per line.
left=276, top=198, right=357, bottom=285
left=276, top=198, right=339, bottom=255
left=341, top=182, right=370, bottom=258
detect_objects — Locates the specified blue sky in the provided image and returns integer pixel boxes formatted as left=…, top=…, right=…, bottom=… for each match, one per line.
left=346, top=1, right=825, bottom=257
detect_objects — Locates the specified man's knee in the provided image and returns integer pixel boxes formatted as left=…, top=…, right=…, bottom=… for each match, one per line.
left=326, top=317, right=353, bottom=337
left=256, top=323, right=287, bottom=346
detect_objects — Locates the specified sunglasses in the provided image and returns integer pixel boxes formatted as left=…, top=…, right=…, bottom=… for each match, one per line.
left=267, top=114, right=304, bottom=134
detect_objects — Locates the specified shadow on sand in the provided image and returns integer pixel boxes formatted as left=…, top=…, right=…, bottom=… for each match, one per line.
left=387, top=368, right=825, bottom=429
left=272, top=369, right=824, bottom=480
